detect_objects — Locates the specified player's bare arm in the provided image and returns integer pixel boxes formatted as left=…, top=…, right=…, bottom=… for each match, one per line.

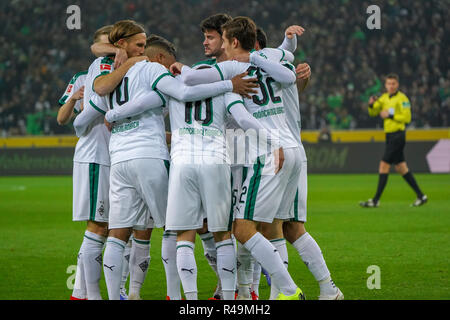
left=296, top=63, right=311, bottom=93
left=91, top=42, right=128, bottom=69
left=57, top=86, right=84, bottom=125
left=94, top=55, right=148, bottom=96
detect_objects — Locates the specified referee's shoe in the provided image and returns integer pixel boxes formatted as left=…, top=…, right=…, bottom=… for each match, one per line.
left=411, top=194, right=428, bottom=207
left=359, top=198, right=379, bottom=208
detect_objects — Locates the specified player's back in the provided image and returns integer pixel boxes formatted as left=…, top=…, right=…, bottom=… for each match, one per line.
left=107, top=60, right=169, bottom=165
left=77, top=56, right=112, bottom=166
left=168, top=82, right=229, bottom=165
left=260, top=49, right=303, bottom=148
left=218, top=59, right=299, bottom=150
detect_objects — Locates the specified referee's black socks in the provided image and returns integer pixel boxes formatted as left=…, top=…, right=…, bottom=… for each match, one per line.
left=402, top=171, right=424, bottom=198
left=373, top=173, right=389, bottom=203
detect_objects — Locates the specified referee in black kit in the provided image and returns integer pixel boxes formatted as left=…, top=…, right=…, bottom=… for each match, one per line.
left=360, top=74, right=428, bottom=208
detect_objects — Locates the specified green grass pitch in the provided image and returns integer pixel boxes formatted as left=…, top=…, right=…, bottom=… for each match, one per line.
left=0, top=174, right=448, bottom=300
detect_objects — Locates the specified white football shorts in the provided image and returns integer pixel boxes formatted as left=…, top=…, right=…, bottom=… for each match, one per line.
left=73, top=162, right=110, bottom=223
left=109, top=158, right=169, bottom=230
left=165, top=164, right=232, bottom=232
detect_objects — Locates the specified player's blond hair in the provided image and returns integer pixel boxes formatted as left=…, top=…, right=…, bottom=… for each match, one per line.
left=93, top=25, right=113, bottom=43
left=108, top=20, right=146, bottom=45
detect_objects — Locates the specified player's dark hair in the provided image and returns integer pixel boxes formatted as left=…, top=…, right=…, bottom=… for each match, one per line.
left=146, top=34, right=177, bottom=58
left=386, top=73, right=399, bottom=82
left=256, top=27, right=267, bottom=49
left=93, top=25, right=113, bottom=43
left=200, top=13, right=232, bottom=36
left=221, top=16, right=257, bottom=51
left=109, top=20, right=146, bottom=44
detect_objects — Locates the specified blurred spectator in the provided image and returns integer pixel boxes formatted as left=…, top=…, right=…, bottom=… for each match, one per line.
left=0, top=0, right=448, bottom=136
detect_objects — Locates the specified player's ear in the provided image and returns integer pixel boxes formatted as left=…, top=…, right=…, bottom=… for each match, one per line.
left=232, top=37, right=239, bottom=49
left=115, top=38, right=127, bottom=49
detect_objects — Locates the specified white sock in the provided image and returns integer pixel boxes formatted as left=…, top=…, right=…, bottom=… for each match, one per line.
left=103, top=237, right=126, bottom=300
left=269, top=238, right=289, bottom=299
left=72, top=246, right=86, bottom=299
left=200, top=232, right=221, bottom=296
left=161, top=231, right=181, bottom=300
left=244, top=232, right=297, bottom=296
left=251, top=261, right=261, bottom=296
left=176, top=241, right=197, bottom=300
left=292, top=232, right=333, bottom=295
left=82, top=231, right=105, bottom=300
left=237, top=242, right=253, bottom=298
left=216, top=239, right=237, bottom=300
left=120, top=238, right=132, bottom=292
left=129, top=238, right=151, bottom=298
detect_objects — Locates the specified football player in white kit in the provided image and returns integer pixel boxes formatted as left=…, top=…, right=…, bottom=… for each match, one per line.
left=57, top=25, right=112, bottom=301
left=76, top=20, right=150, bottom=300
left=74, top=32, right=256, bottom=299
left=102, top=34, right=284, bottom=301
left=174, top=16, right=306, bottom=300
left=255, top=30, right=344, bottom=300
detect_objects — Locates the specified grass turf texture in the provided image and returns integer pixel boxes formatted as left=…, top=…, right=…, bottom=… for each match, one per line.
left=0, top=174, right=448, bottom=300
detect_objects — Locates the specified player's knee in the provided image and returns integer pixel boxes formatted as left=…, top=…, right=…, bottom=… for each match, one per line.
left=283, top=221, right=306, bottom=244
left=213, top=231, right=231, bottom=243
left=87, top=221, right=108, bottom=237
left=133, top=228, right=152, bottom=241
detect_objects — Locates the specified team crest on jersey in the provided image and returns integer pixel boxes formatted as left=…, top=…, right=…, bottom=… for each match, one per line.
left=67, top=84, right=73, bottom=93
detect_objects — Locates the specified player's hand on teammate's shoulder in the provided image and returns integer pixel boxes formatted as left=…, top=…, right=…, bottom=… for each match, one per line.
left=114, top=48, right=128, bottom=69
left=296, top=63, right=311, bottom=80
left=231, top=72, right=259, bottom=98
left=169, top=62, right=185, bottom=75
left=125, top=55, right=149, bottom=67
left=285, top=25, right=305, bottom=38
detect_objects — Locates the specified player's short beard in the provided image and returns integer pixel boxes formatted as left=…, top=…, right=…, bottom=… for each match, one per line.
left=206, top=47, right=224, bottom=59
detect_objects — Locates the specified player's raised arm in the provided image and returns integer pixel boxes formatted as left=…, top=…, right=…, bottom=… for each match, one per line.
left=91, top=43, right=128, bottom=69
left=105, top=91, right=166, bottom=123
left=278, top=25, right=305, bottom=53
left=73, top=94, right=108, bottom=137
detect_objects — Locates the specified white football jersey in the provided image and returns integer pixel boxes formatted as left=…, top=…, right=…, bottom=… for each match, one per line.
left=58, top=71, right=88, bottom=114
left=218, top=58, right=299, bottom=150
left=169, top=73, right=229, bottom=165
left=74, top=56, right=113, bottom=166
left=89, top=60, right=170, bottom=166
left=260, top=49, right=303, bottom=148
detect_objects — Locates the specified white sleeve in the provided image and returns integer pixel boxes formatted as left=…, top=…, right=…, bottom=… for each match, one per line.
left=105, top=91, right=165, bottom=122
left=250, top=52, right=296, bottom=85
left=155, top=75, right=232, bottom=102
left=73, top=95, right=107, bottom=137
left=179, top=65, right=223, bottom=85
left=278, top=34, right=297, bottom=53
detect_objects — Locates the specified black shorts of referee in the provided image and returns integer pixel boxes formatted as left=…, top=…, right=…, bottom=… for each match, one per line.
left=382, top=130, right=406, bottom=164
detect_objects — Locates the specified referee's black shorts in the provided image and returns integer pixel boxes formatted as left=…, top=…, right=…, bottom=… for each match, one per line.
left=382, top=130, right=406, bottom=164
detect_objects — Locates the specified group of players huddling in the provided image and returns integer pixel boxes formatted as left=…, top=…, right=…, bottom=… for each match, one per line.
left=57, top=13, right=343, bottom=301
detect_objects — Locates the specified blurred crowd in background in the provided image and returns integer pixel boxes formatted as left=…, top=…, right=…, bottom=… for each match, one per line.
left=0, top=0, right=448, bottom=136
